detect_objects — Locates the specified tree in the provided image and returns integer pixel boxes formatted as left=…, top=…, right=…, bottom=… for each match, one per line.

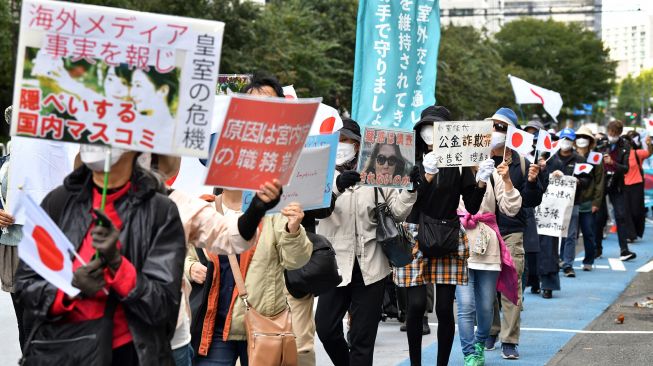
left=615, top=69, right=653, bottom=125
left=435, top=26, right=515, bottom=120
left=495, top=18, right=616, bottom=117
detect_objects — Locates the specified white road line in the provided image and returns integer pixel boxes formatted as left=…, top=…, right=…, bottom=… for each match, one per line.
left=426, top=323, right=653, bottom=334
left=636, top=260, right=653, bottom=273
left=608, top=258, right=626, bottom=271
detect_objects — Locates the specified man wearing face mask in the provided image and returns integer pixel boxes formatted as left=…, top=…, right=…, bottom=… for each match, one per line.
left=484, top=108, right=545, bottom=360
left=603, top=120, right=636, bottom=261
left=574, top=126, right=604, bottom=272
left=545, top=128, right=592, bottom=279
left=16, top=145, right=186, bottom=365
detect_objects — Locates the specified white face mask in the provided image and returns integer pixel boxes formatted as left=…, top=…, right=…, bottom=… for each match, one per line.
left=79, top=145, right=126, bottom=172
left=419, top=125, right=434, bottom=146
left=335, top=142, right=356, bottom=166
left=575, top=138, right=590, bottom=148
left=560, top=139, right=574, bottom=151
left=490, top=132, right=506, bottom=149
left=608, top=135, right=619, bottom=144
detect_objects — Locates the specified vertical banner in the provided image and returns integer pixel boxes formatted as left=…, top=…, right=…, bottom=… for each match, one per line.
left=351, top=0, right=440, bottom=129
left=357, top=127, right=415, bottom=189
left=535, top=176, right=577, bottom=237
left=12, top=0, right=224, bottom=158
left=431, top=121, right=493, bottom=167
left=204, top=95, right=321, bottom=190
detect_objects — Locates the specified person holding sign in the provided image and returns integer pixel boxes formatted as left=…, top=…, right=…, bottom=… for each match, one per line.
left=15, top=147, right=186, bottom=365
left=485, top=108, right=545, bottom=360
left=546, top=128, right=593, bottom=279
left=315, top=119, right=418, bottom=366
left=574, top=126, right=605, bottom=271
left=394, top=106, right=488, bottom=366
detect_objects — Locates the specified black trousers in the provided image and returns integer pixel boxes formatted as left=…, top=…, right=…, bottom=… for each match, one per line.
left=609, top=191, right=632, bottom=254
left=594, top=197, right=609, bottom=256
left=397, top=283, right=434, bottom=318
left=315, top=260, right=385, bottom=366
left=112, top=342, right=139, bottom=365
left=10, top=292, right=26, bottom=351
left=624, top=183, right=646, bottom=239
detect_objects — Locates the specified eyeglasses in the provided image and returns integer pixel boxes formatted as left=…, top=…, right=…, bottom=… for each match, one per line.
left=376, top=155, right=400, bottom=166
left=493, top=123, right=508, bottom=132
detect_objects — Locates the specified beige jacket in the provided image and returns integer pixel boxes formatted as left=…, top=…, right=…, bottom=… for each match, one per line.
left=318, top=176, right=417, bottom=287
left=459, top=170, right=521, bottom=270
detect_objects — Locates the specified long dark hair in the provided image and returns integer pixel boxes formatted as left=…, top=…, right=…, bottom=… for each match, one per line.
left=363, top=143, right=406, bottom=176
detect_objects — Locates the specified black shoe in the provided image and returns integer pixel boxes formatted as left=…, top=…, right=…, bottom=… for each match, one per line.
left=620, top=251, right=636, bottom=261
left=422, top=317, right=431, bottom=335
left=595, top=248, right=602, bottom=259
left=542, top=289, right=553, bottom=299
left=400, top=323, right=407, bottom=332
left=530, top=286, right=541, bottom=294
left=563, top=267, right=576, bottom=277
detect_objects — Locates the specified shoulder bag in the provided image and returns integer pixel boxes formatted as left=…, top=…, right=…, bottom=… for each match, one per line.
left=189, top=247, right=215, bottom=354
left=284, top=231, right=342, bottom=298
left=374, top=188, right=414, bottom=267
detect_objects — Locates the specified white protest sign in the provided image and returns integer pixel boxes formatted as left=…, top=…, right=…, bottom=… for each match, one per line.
left=432, top=121, right=493, bottom=167
left=12, top=0, right=224, bottom=158
left=242, top=146, right=330, bottom=214
left=534, top=176, right=577, bottom=237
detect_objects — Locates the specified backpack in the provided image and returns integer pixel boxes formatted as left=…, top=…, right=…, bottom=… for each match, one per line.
left=284, top=231, right=342, bottom=298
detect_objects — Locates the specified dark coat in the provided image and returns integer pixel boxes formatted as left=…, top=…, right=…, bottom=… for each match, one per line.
left=15, top=165, right=186, bottom=366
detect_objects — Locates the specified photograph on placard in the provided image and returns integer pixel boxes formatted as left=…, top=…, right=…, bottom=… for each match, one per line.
left=357, top=126, right=415, bottom=189
left=217, top=74, right=252, bottom=95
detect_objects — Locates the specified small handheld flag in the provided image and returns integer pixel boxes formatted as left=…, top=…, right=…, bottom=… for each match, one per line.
left=573, top=163, right=593, bottom=175
left=506, top=125, right=534, bottom=157
left=588, top=151, right=603, bottom=165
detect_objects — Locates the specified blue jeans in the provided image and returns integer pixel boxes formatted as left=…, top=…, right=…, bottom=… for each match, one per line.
left=456, top=269, right=500, bottom=356
left=579, top=211, right=596, bottom=265
left=560, top=205, right=579, bottom=269
left=172, top=343, right=194, bottom=366
left=194, top=338, right=248, bottom=366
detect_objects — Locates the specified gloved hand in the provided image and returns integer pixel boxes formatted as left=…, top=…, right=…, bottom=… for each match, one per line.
left=408, top=166, right=423, bottom=192
left=336, top=170, right=361, bottom=193
left=92, top=209, right=122, bottom=271
left=476, top=158, right=495, bottom=183
left=72, top=258, right=106, bottom=297
left=422, top=152, right=440, bottom=175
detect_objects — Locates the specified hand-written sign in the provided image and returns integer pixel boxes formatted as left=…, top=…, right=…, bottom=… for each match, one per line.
left=535, top=176, right=577, bottom=237
left=431, top=121, right=493, bottom=167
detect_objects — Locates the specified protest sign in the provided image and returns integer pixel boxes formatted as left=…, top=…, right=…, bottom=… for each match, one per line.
left=535, top=176, right=577, bottom=237
left=11, top=0, right=224, bottom=158
left=204, top=94, right=321, bottom=190
left=172, top=157, right=214, bottom=196
left=242, top=145, right=331, bottom=214
left=351, top=1, right=440, bottom=129
left=430, top=121, right=493, bottom=167
left=357, top=127, right=415, bottom=189
left=217, top=74, right=252, bottom=95
left=303, top=132, right=339, bottom=203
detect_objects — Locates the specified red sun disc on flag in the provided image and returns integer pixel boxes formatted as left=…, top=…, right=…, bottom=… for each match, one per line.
left=512, top=132, right=523, bottom=147
left=593, top=155, right=600, bottom=163
left=319, top=117, right=336, bottom=134
left=544, top=135, right=552, bottom=149
left=32, top=225, right=65, bottom=272
left=580, top=165, right=588, bottom=171
left=648, top=119, right=653, bottom=126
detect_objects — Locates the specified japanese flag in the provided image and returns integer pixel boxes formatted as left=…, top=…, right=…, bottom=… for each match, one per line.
left=283, top=85, right=342, bottom=135
left=536, top=130, right=561, bottom=155
left=17, top=194, right=79, bottom=297
left=573, top=163, right=593, bottom=175
left=588, top=151, right=603, bottom=165
left=282, top=85, right=298, bottom=99
left=509, top=75, right=563, bottom=122
left=645, top=118, right=653, bottom=135
left=506, top=125, right=534, bottom=157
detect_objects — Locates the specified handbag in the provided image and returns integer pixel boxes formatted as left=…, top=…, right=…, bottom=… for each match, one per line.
left=189, top=247, right=215, bottom=354
left=284, top=231, right=342, bottom=298
left=228, top=255, right=297, bottom=366
left=374, top=188, right=414, bottom=267
left=20, top=295, right=118, bottom=366
left=417, top=215, right=460, bottom=258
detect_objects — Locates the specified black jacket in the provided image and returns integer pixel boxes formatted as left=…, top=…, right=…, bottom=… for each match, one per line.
left=15, top=165, right=186, bottom=366
left=604, top=137, right=631, bottom=193
left=497, top=153, right=546, bottom=236
left=546, top=150, right=592, bottom=205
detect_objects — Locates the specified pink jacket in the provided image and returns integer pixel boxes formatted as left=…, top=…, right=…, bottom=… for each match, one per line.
left=460, top=212, right=519, bottom=305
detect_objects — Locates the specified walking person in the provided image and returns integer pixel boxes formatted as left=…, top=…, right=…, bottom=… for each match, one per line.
left=315, top=118, right=418, bottom=366
left=623, top=131, right=652, bottom=241
left=395, top=105, right=489, bottom=366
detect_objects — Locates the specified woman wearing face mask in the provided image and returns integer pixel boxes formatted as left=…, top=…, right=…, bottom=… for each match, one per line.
left=316, top=118, right=419, bottom=366
left=573, top=127, right=604, bottom=272
left=394, top=106, right=488, bottom=366
left=622, top=131, right=653, bottom=242
left=545, top=128, right=593, bottom=280
left=16, top=145, right=186, bottom=365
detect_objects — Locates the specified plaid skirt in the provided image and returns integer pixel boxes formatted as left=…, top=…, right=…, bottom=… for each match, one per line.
left=393, top=229, right=469, bottom=287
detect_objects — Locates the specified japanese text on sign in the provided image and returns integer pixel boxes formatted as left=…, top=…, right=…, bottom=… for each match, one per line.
left=357, top=126, right=415, bottom=189
left=535, top=176, right=577, bottom=237
left=431, top=121, right=493, bottom=168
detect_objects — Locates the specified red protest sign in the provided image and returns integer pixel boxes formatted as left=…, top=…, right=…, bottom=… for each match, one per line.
left=204, top=95, right=320, bottom=190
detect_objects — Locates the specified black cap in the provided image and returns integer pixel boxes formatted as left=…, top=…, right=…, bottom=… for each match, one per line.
left=419, top=105, right=451, bottom=123
left=339, top=117, right=361, bottom=142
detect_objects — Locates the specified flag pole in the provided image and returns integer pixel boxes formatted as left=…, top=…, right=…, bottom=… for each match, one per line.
left=94, top=147, right=111, bottom=261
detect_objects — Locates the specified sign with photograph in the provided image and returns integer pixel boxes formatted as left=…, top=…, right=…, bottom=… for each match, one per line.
left=431, top=121, right=493, bottom=167
left=357, top=126, right=415, bottom=189
left=535, top=176, right=577, bottom=237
